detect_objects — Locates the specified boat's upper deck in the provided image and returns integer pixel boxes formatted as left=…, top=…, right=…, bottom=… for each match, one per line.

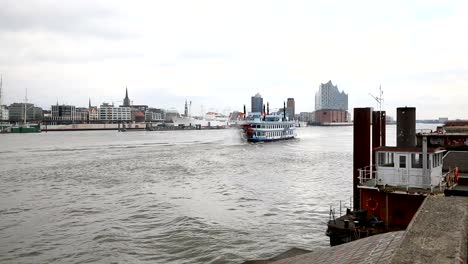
left=358, top=147, right=454, bottom=193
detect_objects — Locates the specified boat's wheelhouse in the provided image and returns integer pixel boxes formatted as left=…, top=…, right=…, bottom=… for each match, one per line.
left=359, top=147, right=446, bottom=190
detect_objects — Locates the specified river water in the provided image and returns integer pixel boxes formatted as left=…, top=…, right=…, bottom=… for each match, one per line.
left=0, top=124, right=437, bottom=263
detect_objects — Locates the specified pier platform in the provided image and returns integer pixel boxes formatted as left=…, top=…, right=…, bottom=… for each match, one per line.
left=246, top=196, right=468, bottom=264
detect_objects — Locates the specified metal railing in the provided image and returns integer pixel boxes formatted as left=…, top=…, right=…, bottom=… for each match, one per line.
left=416, top=129, right=434, bottom=135
left=329, top=196, right=354, bottom=223
left=358, top=165, right=377, bottom=186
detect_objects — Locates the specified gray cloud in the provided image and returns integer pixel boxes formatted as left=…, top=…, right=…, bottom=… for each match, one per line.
left=0, top=0, right=131, bottom=39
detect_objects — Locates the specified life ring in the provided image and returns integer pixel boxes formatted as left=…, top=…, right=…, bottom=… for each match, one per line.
left=366, top=198, right=379, bottom=211
left=455, top=167, right=460, bottom=183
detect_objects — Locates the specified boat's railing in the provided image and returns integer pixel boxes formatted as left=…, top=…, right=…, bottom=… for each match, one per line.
left=329, top=196, right=353, bottom=223
left=416, top=129, right=434, bottom=135
left=443, top=168, right=457, bottom=189
left=358, top=165, right=377, bottom=186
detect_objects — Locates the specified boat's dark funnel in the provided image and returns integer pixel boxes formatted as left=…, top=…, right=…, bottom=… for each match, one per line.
left=372, top=111, right=386, bottom=160
left=243, top=105, right=246, bottom=119
left=353, top=107, right=372, bottom=210
left=397, top=107, right=416, bottom=147
left=283, top=101, right=286, bottom=121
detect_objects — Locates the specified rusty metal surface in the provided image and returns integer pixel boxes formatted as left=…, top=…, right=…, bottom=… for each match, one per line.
left=353, top=108, right=372, bottom=210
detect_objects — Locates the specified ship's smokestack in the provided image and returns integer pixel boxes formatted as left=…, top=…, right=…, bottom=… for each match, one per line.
left=243, top=104, right=246, bottom=120
left=263, top=104, right=266, bottom=121
left=372, top=111, right=386, bottom=161
left=353, top=107, right=372, bottom=210
left=397, top=107, right=416, bottom=147
left=283, top=101, right=286, bottom=121
left=267, top=102, right=270, bottom=115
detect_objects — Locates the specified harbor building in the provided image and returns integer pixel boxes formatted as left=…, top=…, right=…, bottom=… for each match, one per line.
left=88, top=99, right=99, bottom=122
left=8, top=103, right=43, bottom=122
left=314, top=81, right=349, bottom=124
left=299, top=112, right=314, bottom=123
left=89, top=107, right=99, bottom=122
left=286, top=98, right=295, bottom=120
left=146, top=108, right=165, bottom=122
left=76, top=108, right=89, bottom=123
left=130, top=105, right=148, bottom=123
left=50, top=104, right=77, bottom=124
left=0, top=76, right=9, bottom=122
left=251, top=93, right=263, bottom=113
left=99, top=103, right=131, bottom=123
left=0, top=105, right=8, bottom=121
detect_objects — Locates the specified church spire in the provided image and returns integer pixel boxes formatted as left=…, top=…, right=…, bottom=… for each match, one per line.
left=123, top=86, right=131, bottom=107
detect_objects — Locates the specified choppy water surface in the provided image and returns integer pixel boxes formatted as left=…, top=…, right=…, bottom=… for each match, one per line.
left=0, top=125, right=415, bottom=263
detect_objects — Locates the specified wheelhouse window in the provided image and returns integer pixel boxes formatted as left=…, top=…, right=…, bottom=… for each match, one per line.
left=411, top=153, right=423, bottom=168
left=378, top=152, right=394, bottom=167
left=399, top=156, right=406, bottom=168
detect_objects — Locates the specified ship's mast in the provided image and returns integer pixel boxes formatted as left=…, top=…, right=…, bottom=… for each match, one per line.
left=370, top=85, right=384, bottom=146
left=189, top=101, right=192, bottom=118
left=24, top=88, right=28, bottom=125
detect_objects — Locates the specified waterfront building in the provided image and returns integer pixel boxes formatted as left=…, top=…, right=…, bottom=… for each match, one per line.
left=87, top=99, right=99, bottom=122
left=314, top=81, right=349, bottom=123
left=0, top=76, right=6, bottom=121
left=0, top=105, right=8, bottom=121
left=76, top=108, right=89, bottom=123
left=286, top=98, right=295, bottom=120
left=130, top=105, right=149, bottom=122
left=51, top=104, right=76, bottom=124
left=299, top=112, right=314, bottom=123
left=99, top=103, right=131, bottom=122
left=8, top=103, right=43, bottom=122
left=122, top=86, right=131, bottom=107
left=315, top=81, right=348, bottom=111
left=251, top=93, right=263, bottom=113
left=146, top=108, right=165, bottom=122
left=89, top=107, right=99, bottom=121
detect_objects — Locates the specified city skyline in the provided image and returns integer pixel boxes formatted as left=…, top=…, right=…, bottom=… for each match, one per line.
left=1, top=1, right=467, bottom=119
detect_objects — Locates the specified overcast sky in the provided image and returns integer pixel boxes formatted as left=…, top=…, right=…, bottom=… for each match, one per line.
left=0, top=0, right=467, bottom=118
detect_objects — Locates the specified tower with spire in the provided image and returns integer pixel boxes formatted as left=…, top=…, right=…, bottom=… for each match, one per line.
left=184, top=100, right=189, bottom=117
left=123, top=86, right=131, bottom=107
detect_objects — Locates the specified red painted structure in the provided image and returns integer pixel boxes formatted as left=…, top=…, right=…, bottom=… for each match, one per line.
left=315, top=109, right=348, bottom=123
left=353, top=108, right=372, bottom=210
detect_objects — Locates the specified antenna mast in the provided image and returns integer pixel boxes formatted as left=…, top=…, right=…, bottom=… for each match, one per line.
left=369, top=85, right=384, bottom=146
left=24, top=88, right=28, bottom=125
left=369, top=85, right=383, bottom=113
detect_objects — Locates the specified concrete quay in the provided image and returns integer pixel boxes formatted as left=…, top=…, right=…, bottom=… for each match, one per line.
left=245, top=196, right=468, bottom=264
